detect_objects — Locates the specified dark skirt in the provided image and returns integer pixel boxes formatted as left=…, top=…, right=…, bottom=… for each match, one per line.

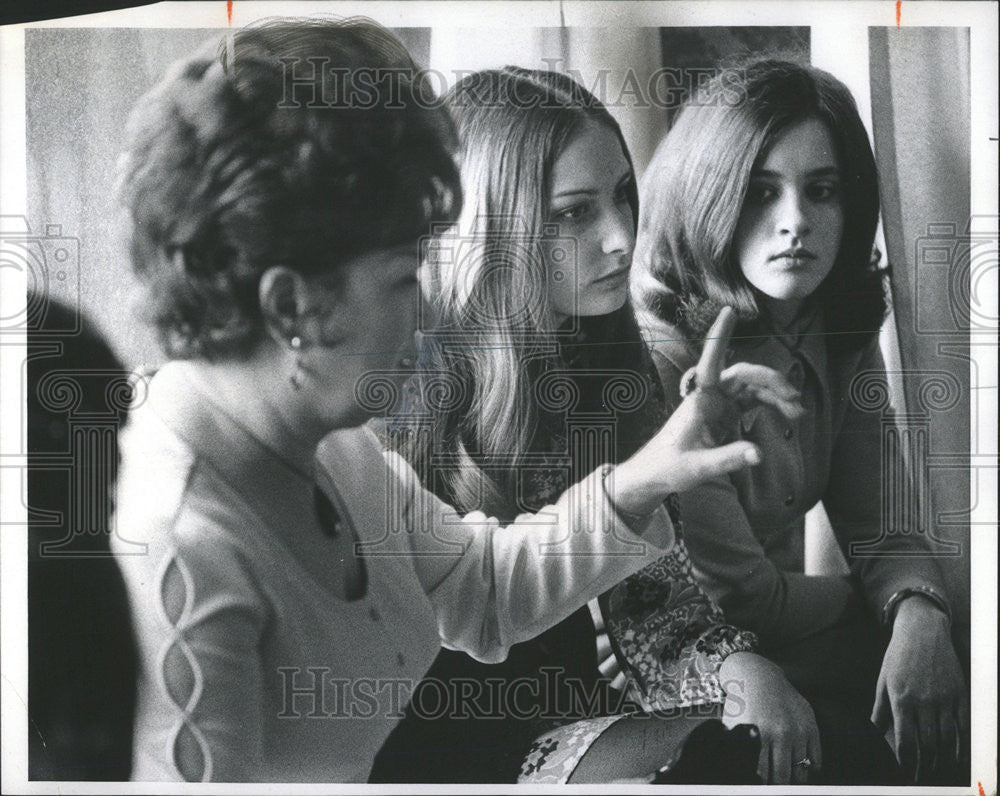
left=369, top=606, right=618, bottom=783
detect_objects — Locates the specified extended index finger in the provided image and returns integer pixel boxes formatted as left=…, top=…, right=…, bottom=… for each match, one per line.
left=696, top=306, right=737, bottom=388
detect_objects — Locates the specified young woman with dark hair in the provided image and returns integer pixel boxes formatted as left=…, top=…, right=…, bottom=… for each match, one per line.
left=111, top=20, right=783, bottom=783
left=631, top=59, right=967, bottom=784
left=372, top=66, right=820, bottom=785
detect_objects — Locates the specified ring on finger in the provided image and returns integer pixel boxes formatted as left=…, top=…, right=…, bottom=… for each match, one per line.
left=794, top=757, right=812, bottom=769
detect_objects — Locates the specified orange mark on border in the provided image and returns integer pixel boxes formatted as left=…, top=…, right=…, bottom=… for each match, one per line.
left=977, top=781, right=985, bottom=796
left=227, top=1, right=233, bottom=25
left=895, top=0, right=901, bottom=26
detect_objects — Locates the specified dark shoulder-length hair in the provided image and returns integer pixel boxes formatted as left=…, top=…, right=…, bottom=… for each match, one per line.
left=117, top=17, right=461, bottom=359
left=391, top=67, right=661, bottom=520
left=632, top=59, right=886, bottom=354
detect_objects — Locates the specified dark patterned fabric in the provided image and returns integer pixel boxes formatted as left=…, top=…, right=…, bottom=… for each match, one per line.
left=601, top=524, right=759, bottom=711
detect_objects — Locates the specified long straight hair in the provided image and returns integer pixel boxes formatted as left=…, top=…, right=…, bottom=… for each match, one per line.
left=412, top=67, right=658, bottom=518
left=631, top=60, right=886, bottom=355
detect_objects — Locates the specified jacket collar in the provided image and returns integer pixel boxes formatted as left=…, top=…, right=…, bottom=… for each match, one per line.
left=743, top=308, right=831, bottom=400
left=644, top=308, right=832, bottom=403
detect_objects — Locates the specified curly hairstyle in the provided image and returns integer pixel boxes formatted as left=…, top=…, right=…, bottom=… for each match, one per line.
left=631, top=59, right=886, bottom=355
left=117, top=17, right=461, bottom=359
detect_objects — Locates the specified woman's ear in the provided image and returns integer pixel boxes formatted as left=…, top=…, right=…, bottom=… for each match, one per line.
left=259, top=266, right=350, bottom=348
left=259, top=266, right=309, bottom=345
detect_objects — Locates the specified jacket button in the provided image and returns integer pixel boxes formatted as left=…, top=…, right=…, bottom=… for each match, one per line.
left=369, top=607, right=380, bottom=622
left=784, top=495, right=794, bottom=506
left=784, top=428, right=794, bottom=439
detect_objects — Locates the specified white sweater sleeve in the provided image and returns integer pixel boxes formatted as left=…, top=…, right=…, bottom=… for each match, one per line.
left=122, top=520, right=270, bottom=783
left=383, top=451, right=675, bottom=664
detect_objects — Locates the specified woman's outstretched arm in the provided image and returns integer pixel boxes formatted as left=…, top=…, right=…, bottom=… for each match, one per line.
left=397, top=308, right=778, bottom=662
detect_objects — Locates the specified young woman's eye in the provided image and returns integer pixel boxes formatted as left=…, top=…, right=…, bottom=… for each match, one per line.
left=746, top=182, right=778, bottom=204
left=807, top=181, right=841, bottom=202
left=614, top=180, right=634, bottom=204
left=553, top=203, right=589, bottom=222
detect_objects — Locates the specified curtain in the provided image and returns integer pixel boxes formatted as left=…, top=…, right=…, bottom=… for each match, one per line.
left=869, top=27, right=971, bottom=651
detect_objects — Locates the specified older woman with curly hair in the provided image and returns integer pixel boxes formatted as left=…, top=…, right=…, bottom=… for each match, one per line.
left=111, top=18, right=779, bottom=783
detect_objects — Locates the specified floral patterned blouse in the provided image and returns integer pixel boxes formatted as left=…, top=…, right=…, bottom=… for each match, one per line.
left=599, top=499, right=759, bottom=712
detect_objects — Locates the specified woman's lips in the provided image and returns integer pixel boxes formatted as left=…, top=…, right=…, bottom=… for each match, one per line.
left=770, top=250, right=817, bottom=269
left=593, top=267, right=630, bottom=284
